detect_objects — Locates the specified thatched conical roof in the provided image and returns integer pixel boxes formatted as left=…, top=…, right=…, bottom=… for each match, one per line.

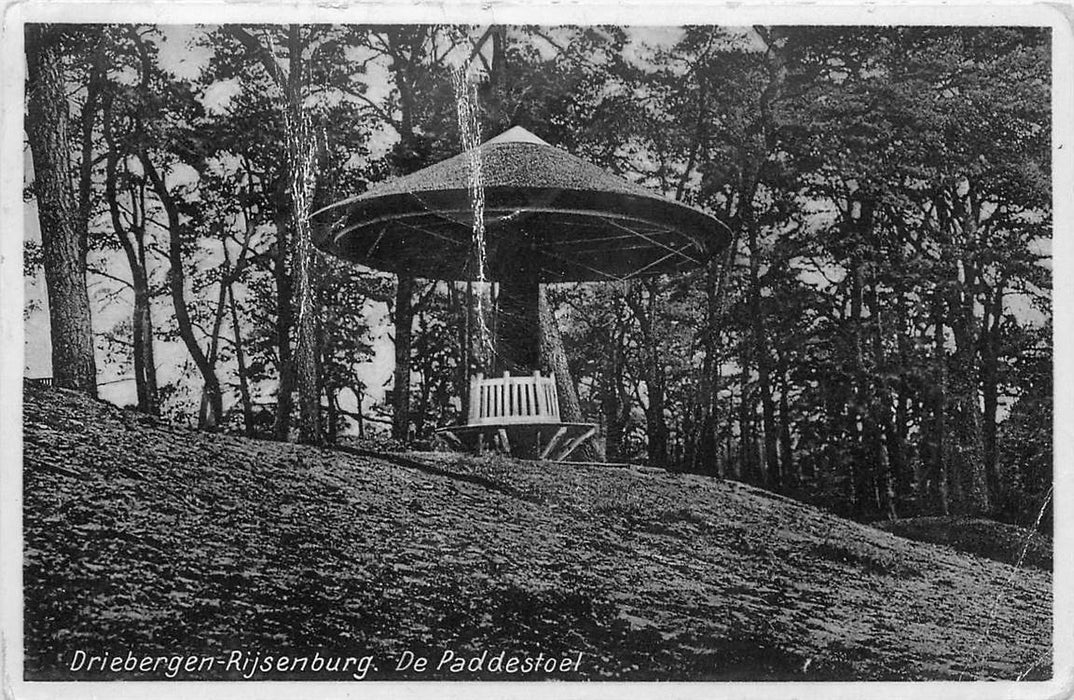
left=313, top=126, right=731, bottom=282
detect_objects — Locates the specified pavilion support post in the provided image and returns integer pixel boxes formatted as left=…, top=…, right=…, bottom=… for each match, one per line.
left=493, top=266, right=541, bottom=375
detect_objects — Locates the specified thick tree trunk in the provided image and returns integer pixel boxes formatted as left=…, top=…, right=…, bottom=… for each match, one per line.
left=285, top=25, right=323, bottom=447
left=26, top=25, right=98, bottom=396
left=290, top=184, right=322, bottom=446
left=948, top=338, right=989, bottom=514
left=947, top=255, right=990, bottom=513
left=392, top=274, right=414, bottom=441
left=225, top=25, right=311, bottom=441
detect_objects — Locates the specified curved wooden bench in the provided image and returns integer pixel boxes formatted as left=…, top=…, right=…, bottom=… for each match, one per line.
left=436, top=371, right=597, bottom=461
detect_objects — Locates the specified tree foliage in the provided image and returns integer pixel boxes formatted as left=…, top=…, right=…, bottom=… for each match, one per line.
left=26, top=24, right=1051, bottom=527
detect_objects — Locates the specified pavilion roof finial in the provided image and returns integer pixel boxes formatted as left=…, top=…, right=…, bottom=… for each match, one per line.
left=484, top=126, right=550, bottom=146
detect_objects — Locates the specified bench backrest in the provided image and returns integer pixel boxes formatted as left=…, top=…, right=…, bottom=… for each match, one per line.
left=468, top=371, right=560, bottom=426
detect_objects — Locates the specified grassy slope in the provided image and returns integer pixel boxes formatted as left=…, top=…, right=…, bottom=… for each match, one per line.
left=22, top=386, right=1052, bottom=681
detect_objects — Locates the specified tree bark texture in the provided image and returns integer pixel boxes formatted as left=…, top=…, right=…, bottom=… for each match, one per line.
left=26, top=25, right=98, bottom=396
left=285, top=24, right=323, bottom=446
left=538, top=286, right=602, bottom=462
left=392, top=275, right=414, bottom=441
left=272, top=213, right=295, bottom=441
left=625, top=281, right=669, bottom=468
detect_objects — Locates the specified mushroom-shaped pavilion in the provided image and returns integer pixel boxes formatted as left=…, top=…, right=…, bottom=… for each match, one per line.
left=313, top=126, right=731, bottom=377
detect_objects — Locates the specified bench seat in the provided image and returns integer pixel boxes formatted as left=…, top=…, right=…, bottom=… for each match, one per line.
left=435, top=371, right=597, bottom=461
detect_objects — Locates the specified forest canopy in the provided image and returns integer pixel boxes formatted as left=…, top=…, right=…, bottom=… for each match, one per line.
left=23, top=24, right=1052, bottom=529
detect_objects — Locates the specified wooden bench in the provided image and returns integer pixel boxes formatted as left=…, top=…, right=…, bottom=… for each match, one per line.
left=436, top=371, right=597, bottom=461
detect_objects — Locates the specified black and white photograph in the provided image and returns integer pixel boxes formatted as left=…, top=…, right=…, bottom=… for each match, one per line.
left=3, top=3, right=1071, bottom=697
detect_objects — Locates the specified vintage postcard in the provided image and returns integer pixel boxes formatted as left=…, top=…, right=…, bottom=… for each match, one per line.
left=2, top=2, right=1070, bottom=699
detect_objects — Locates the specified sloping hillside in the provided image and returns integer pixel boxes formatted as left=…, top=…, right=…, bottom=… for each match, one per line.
left=876, top=516, right=1052, bottom=572
left=22, top=386, right=1052, bottom=681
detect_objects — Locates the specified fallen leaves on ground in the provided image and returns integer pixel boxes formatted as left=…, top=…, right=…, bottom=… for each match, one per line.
left=22, top=386, right=1051, bottom=681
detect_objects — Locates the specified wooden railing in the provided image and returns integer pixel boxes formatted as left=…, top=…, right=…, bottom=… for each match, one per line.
left=468, top=371, right=560, bottom=426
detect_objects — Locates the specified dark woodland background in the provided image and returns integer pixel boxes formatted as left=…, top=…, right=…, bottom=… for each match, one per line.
left=24, top=25, right=1052, bottom=532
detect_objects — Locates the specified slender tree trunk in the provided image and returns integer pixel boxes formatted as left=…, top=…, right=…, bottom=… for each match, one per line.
left=325, top=387, right=339, bottom=444
left=392, top=274, right=414, bottom=441
left=105, top=141, right=157, bottom=414
left=891, top=273, right=912, bottom=509
left=692, top=256, right=723, bottom=473
left=863, top=253, right=899, bottom=521
left=273, top=213, right=295, bottom=441
left=199, top=248, right=234, bottom=428
left=76, top=37, right=104, bottom=263
left=847, top=241, right=874, bottom=517
left=929, top=291, right=951, bottom=515
left=26, top=25, right=98, bottom=396
left=139, top=151, right=222, bottom=428
left=228, top=284, right=255, bottom=436
left=224, top=26, right=301, bottom=440
left=733, top=25, right=787, bottom=490
left=134, top=216, right=159, bottom=414
left=600, top=360, right=623, bottom=461
left=737, top=343, right=757, bottom=484
left=981, top=282, right=1004, bottom=504
left=452, top=281, right=472, bottom=419
left=601, top=313, right=629, bottom=462
left=539, top=287, right=602, bottom=461
left=778, top=352, right=797, bottom=489
left=626, top=281, right=668, bottom=468
left=744, top=200, right=781, bottom=490
left=351, top=384, right=367, bottom=439
left=131, top=262, right=157, bottom=414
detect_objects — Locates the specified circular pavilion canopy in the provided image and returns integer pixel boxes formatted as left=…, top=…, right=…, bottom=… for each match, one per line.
left=312, top=126, right=731, bottom=284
